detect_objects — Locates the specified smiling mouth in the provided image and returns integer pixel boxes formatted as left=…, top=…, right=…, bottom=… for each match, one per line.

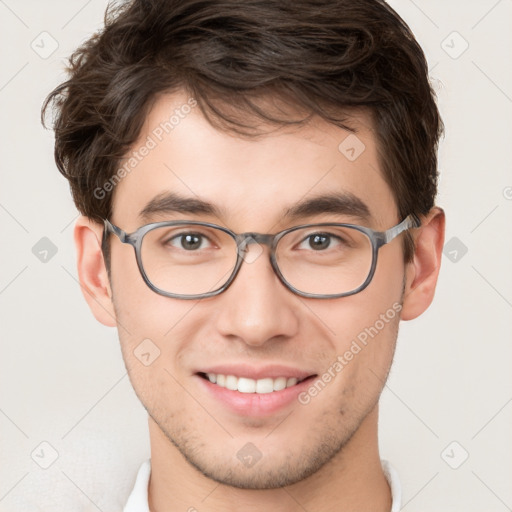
left=197, top=372, right=316, bottom=394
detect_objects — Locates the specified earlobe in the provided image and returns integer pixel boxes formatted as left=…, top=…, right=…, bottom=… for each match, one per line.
left=401, top=207, right=445, bottom=321
left=74, top=216, right=117, bottom=327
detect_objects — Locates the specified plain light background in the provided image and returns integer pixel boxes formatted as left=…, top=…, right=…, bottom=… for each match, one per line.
left=0, top=0, right=511, bottom=510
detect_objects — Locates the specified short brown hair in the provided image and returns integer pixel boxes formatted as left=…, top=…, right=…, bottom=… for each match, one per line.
left=42, top=0, right=443, bottom=262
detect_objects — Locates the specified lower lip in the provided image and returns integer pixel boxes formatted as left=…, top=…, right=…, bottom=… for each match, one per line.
left=196, top=375, right=316, bottom=416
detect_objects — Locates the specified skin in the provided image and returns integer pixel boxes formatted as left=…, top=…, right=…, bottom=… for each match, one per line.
left=74, top=91, right=445, bottom=512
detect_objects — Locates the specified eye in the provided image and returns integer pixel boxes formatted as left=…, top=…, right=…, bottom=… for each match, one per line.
left=298, top=232, right=343, bottom=251
left=167, top=232, right=212, bottom=251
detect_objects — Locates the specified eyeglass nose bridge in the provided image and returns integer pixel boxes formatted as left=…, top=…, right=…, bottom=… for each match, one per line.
left=230, top=232, right=287, bottom=290
left=234, top=232, right=277, bottom=254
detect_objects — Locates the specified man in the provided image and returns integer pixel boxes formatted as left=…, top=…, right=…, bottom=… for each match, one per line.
left=42, top=0, right=445, bottom=510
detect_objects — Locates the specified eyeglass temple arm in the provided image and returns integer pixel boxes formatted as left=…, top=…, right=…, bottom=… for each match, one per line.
left=384, top=213, right=421, bottom=244
left=102, top=219, right=130, bottom=247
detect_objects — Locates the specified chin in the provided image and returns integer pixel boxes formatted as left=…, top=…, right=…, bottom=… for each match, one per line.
left=162, top=420, right=354, bottom=490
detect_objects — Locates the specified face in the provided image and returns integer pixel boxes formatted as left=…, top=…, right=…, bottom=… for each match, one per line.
left=106, top=91, right=407, bottom=489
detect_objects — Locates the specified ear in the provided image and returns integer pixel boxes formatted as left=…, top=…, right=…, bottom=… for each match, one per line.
left=74, top=216, right=117, bottom=327
left=401, top=207, right=445, bottom=321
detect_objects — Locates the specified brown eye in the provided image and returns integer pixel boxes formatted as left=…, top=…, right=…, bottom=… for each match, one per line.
left=165, top=232, right=210, bottom=250
left=297, top=232, right=344, bottom=251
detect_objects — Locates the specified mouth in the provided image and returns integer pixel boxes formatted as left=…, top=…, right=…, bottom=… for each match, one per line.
left=197, top=372, right=315, bottom=394
left=194, top=364, right=318, bottom=415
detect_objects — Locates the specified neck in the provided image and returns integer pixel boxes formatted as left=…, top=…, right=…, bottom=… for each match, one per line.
left=147, top=406, right=392, bottom=512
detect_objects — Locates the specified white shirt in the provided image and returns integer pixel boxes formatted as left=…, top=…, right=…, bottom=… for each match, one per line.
left=123, top=459, right=401, bottom=512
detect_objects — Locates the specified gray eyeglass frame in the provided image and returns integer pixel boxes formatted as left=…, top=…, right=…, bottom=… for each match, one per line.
left=102, top=214, right=421, bottom=300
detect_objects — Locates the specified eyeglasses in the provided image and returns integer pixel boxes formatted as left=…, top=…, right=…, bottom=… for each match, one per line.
left=102, top=214, right=420, bottom=300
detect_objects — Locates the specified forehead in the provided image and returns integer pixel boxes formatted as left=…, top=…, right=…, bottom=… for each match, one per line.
left=111, top=91, right=397, bottom=230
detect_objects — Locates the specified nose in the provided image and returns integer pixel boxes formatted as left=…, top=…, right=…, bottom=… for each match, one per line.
left=214, top=244, right=300, bottom=347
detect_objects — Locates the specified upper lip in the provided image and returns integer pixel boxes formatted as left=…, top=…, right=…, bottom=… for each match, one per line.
left=196, top=364, right=316, bottom=381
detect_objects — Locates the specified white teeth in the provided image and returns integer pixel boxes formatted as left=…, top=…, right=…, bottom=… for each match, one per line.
left=204, top=373, right=305, bottom=393
left=238, top=377, right=256, bottom=393
left=255, top=378, right=274, bottom=394
left=273, top=377, right=287, bottom=391
left=225, top=375, right=238, bottom=391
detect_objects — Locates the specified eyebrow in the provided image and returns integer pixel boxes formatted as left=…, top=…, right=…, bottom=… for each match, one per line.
left=282, top=192, right=371, bottom=222
left=139, top=192, right=225, bottom=222
left=139, top=191, right=371, bottom=224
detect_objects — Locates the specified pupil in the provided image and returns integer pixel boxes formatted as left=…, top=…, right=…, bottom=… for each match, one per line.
left=182, top=234, right=201, bottom=250
left=310, top=234, right=329, bottom=250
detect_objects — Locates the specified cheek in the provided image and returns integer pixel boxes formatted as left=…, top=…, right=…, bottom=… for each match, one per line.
left=301, top=307, right=400, bottom=421
left=306, top=245, right=404, bottom=394
left=114, top=309, right=191, bottom=422
left=371, top=241, right=406, bottom=297
left=109, top=242, right=200, bottom=336
left=108, top=247, right=204, bottom=404
left=315, top=256, right=404, bottom=354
